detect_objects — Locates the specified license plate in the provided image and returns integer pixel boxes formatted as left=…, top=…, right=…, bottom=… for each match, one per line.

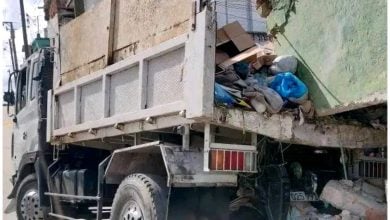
left=290, top=191, right=319, bottom=201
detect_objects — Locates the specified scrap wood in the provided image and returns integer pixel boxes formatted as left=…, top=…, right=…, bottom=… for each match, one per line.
left=218, top=44, right=275, bottom=69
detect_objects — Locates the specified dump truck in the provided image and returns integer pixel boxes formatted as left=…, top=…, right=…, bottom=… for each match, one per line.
left=4, top=0, right=386, bottom=219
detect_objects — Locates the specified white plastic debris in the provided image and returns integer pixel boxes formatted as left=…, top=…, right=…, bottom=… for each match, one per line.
left=270, top=55, right=298, bottom=74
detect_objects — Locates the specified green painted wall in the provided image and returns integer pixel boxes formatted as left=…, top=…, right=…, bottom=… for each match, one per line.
left=267, top=0, right=386, bottom=116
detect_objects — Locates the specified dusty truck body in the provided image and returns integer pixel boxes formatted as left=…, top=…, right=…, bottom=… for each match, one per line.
left=5, top=0, right=386, bottom=219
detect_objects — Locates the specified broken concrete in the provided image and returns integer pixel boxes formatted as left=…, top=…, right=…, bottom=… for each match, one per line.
left=353, top=179, right=386, bottom=203
left=320, top=180, right=386, bottom=219
left=287, top=202, right=319, bottom=220
left=287, top=202, right=361, bottom=220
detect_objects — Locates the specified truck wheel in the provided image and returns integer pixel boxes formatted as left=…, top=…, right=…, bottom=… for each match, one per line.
left=16, top=174, right=47, bottom=220
left=110, top=174, right=167, bottom=220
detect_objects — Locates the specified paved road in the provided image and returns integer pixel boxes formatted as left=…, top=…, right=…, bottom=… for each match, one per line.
left=3, top=107, right=17, bottom=219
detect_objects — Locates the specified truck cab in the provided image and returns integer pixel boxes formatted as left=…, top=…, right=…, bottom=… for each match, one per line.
left=5, top=47, right=53, bottom=219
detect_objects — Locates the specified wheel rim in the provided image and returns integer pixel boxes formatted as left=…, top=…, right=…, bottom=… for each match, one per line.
left=20, top=189, right=43, bottom=220
left=121, top=200, right=144, bottom=220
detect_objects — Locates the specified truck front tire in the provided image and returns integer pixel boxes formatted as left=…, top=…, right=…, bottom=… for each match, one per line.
left=16, top=174, right=47, bottom=220
left=110, top=174, right=168, bottom=220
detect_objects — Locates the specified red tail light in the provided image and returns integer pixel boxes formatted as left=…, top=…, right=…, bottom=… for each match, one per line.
left=209, top=149, right=256, bottom=172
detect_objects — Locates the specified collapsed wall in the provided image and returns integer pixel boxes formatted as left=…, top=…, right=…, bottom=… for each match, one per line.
left=264, top=0, right=387, bottom=116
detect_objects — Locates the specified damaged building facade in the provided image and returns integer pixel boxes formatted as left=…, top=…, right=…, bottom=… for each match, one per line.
left=4, top=0, right=386, bottom=219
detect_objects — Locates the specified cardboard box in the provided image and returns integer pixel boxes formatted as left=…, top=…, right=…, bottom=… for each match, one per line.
left=216, top=21, right=255, bottom=52
left=215, top=49, right=230, bottom=65
left=217, top=29, right=230, bottom=45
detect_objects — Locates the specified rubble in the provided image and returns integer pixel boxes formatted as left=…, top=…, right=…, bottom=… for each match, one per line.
left=320, top=180, right=386, bottom=219
left=286, top=178, right=387, bottom=220
left=213, top=21, right=310, bottom=118
left=287, top=202, right=319, bottom=220
left=353, top=179, right=386, bottom=203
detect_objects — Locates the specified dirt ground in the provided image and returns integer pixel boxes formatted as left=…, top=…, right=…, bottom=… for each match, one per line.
left=3, top=106, right=17, bottom=219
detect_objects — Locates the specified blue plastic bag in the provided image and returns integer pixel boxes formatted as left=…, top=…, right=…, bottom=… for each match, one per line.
left=214, top=83, right=236, bottom=107
left=268, top=72, right=308, bottom=101
left=214, top=83, right=251, bottom=108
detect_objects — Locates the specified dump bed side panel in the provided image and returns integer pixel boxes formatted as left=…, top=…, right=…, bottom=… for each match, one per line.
left=50, top=5, right=216, bottom=143
left=59, top=0, right=193, bottom=85
left=53, top=36, right=188, bottom=136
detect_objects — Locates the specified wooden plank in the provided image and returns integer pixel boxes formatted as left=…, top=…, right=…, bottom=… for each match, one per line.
left=112, top=0, right=192, bottom=62
left=59, top=0, right=111, bottom=78
left=61, top=58, right=106, bottom=84
left=218, top=42, right=274, bottom=69
left=56, top=34, right=187, bottom=95
left=106, top=0, right=116, bottom=64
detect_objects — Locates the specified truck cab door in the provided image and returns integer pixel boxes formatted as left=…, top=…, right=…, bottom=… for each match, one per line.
left=12, top=53, right=42, bottom=172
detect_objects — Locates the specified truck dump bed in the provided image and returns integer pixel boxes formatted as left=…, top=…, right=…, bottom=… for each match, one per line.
left=47, top=0, right=386, bottom=149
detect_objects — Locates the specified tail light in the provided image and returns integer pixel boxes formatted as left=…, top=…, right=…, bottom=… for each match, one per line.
left=209, top=144, right=257, bottom=172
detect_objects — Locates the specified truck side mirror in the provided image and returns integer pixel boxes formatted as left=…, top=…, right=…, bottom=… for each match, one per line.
left=3, top=91, right=15, bottom=106
left=12, top=115, right=17, bottom=123
left=5, top=71, right=17, bottom=115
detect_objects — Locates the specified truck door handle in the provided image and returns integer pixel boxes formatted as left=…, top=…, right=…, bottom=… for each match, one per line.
left=22, top=132, right=27, bottom=140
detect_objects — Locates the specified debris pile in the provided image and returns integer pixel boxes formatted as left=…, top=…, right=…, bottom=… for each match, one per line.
left=214, top=21, right=313, bottom=118
left=288, top=179, right=387, bottom=220
left=320, top=179, right=386, bottom=219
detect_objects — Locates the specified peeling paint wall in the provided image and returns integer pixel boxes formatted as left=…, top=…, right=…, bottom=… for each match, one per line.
left=267, top=0, right=387, bottom=116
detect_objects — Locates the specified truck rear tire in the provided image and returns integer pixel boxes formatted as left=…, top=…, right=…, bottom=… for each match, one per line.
left=16, top=174, right=47, bottom=220
left=110, top=174, right=167, bottom=220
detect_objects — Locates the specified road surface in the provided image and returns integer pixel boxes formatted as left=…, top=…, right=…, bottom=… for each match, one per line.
left=3, top=107, right=17, bottom=219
